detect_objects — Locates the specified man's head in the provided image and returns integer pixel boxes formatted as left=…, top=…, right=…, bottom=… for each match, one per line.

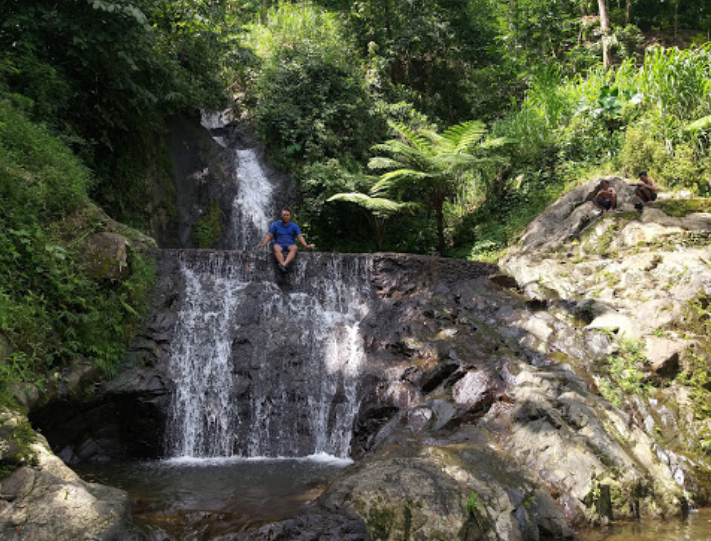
left=280, top=209, right=292, bottom=223
left=600, top=179, right=610, bottom=188
left=639, top=172, right=648, bottom=180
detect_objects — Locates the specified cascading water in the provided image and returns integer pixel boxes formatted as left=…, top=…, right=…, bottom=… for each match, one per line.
left=166, top=252, right=371, bottom=458
left=165, top=114, right=370, bottom=459
left=200, top=112, right=276, bottom=250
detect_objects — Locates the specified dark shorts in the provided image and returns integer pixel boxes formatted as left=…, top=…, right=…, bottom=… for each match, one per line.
left=276, top=243, right=295, bottom=251
left=637, top=185, right=657, bottom=201
left=595, top=196, right=612, bottom=210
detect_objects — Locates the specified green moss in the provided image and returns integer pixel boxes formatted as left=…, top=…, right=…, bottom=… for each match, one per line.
left=361, top=498, right=395, bottom=540
left=0, top=416, right=37, bottom=479
left=659, top=198, right=711, bottom=217
left=192, top=199, right=222, bottom=249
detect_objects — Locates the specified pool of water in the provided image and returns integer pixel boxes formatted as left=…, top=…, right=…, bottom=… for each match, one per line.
left=76, top=454, right=350, bottom=540
left=578, top=508, right=711, bottom=540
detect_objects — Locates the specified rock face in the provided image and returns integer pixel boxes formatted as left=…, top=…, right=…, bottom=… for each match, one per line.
left=21, top=176, right=711, bottom=540
left=32, top=247, right=701, bottom=540
left=501, top=176, right=711, bottom=500
left=83, top=232, right=130, bottom=280
left=0, top=410, right=138, bottom=541
left=153, top=114, right=293, bottom=249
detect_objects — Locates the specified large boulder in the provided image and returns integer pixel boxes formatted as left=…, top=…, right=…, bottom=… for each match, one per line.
left=83, top=232, right=130, bottom=280
left=0, top=410, right=139, bottom=541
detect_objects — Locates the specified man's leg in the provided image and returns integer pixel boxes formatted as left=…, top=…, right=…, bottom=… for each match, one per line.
left=283, top=244, right=298, bottom=266
left=272, top=244, right=287, bottom=265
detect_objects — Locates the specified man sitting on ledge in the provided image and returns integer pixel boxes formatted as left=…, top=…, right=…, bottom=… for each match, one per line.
left=256, top=209, right=315, bottom=272
left=635, top=171, right=658, bottom=203
left=592, top=179, right=617, bottom=213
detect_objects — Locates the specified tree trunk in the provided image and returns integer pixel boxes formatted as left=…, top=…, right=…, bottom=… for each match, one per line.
left=625, top=0, right=632, bottom=25
left=597, top=0, right=612, bottom=69
left=435, top=199, right=445, bottom=256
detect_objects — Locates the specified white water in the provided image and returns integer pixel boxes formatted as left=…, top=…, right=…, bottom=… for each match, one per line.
left=166, top=254, right=371, bottom=459
left=233, top=148, right=274, bottom=245
left=167, top=117, right=371, bottom=459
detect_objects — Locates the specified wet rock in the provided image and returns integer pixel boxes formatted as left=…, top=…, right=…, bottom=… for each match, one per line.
left=420, top=362, right=460, bottom=393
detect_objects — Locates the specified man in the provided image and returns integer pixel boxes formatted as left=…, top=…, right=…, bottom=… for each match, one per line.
left=635, top=171, right=658, bottom=203
left=592, top=179, right=617, bottom=213
left=256, top=209, right=315, bottom=272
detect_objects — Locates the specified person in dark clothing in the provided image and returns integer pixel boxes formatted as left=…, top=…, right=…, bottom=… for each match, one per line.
left=256, top=209, right=314, bottom=272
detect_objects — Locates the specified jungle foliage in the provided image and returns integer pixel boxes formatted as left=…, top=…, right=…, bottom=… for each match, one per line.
left=235, top=0, right=711, bottom=257
left=0, top=0, right=234, bottom=402
left=1, top=0, right=711, bottom=400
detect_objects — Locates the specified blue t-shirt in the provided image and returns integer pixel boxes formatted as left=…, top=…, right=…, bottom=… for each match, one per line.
left=269, top=220, right=301, bottom=247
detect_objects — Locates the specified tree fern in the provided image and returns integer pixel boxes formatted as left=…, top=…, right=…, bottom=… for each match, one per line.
left=331, top=118, right=502, bottom=254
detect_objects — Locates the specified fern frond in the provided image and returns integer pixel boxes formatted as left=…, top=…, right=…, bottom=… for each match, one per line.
left=480, top=136, right=510, bottom=150
left=327, top=192, right=419, bottom=217
left=368, top=156, right=404, bottom=170
left=388, top=120, right=432, bottom=155
left=442, top=120, right=487, bottom=153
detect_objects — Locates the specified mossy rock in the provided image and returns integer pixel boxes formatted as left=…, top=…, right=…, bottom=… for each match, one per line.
left=658, top=198, right=711, bottom=217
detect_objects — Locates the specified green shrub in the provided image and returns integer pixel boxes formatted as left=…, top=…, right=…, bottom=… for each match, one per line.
left=193, top=200, right=222, bottom=249
left=249, top=5, right=382, bottom=171
left=0, top=100, right=155, bottom=405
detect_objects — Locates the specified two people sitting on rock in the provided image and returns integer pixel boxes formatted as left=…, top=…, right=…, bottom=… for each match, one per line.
left=635, top=172, right=658, bottom=209
left=256, top=209, right=315, bottom=272
left=592, top=179, right=617, bottom=213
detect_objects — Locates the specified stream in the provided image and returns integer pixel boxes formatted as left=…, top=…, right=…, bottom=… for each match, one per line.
left=578, top=508, right=711, bottom=540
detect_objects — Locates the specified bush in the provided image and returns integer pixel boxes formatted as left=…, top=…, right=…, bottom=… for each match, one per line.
left=249, top=4, right=382, bottom=172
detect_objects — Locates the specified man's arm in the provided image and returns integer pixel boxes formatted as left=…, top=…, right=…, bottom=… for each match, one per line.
left=256, top=232, right=273, bottom=248
left=296, top=234, right=315, bottom=250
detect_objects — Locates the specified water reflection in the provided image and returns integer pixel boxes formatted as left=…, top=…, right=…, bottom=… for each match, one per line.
left=76, top=456, right=349, bottom=540
left=578, top=508, right=711, bottom=540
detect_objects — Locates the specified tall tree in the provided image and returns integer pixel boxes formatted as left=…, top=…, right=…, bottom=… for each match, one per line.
left=597, top=0, right=612, bottom=68
left=364, top=120, right=499, bottom=254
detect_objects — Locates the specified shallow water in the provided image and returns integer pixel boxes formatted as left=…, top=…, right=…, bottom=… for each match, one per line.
left=76, top=455, right=350, bottom=540
left=578, top=508, right=711, bottom=540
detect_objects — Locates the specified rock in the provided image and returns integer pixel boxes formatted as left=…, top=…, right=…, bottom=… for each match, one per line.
left=83, top=232, right=130, bottom=280
left=644, top=337, right=687, bottom=379
left=585, top=312, right=637, bottom=337
left=0, top=411, right=139, bottom=541
left=451, top=369, right=503, bottom=414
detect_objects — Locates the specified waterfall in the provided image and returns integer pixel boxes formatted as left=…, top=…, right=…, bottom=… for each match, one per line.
left=165, top=114, right=370, bottom=459
left=166, top=252, right=371, bottom=459
left=201, top=112, right=276, bottom=251
left=230, top=148, right=274, bottom=248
